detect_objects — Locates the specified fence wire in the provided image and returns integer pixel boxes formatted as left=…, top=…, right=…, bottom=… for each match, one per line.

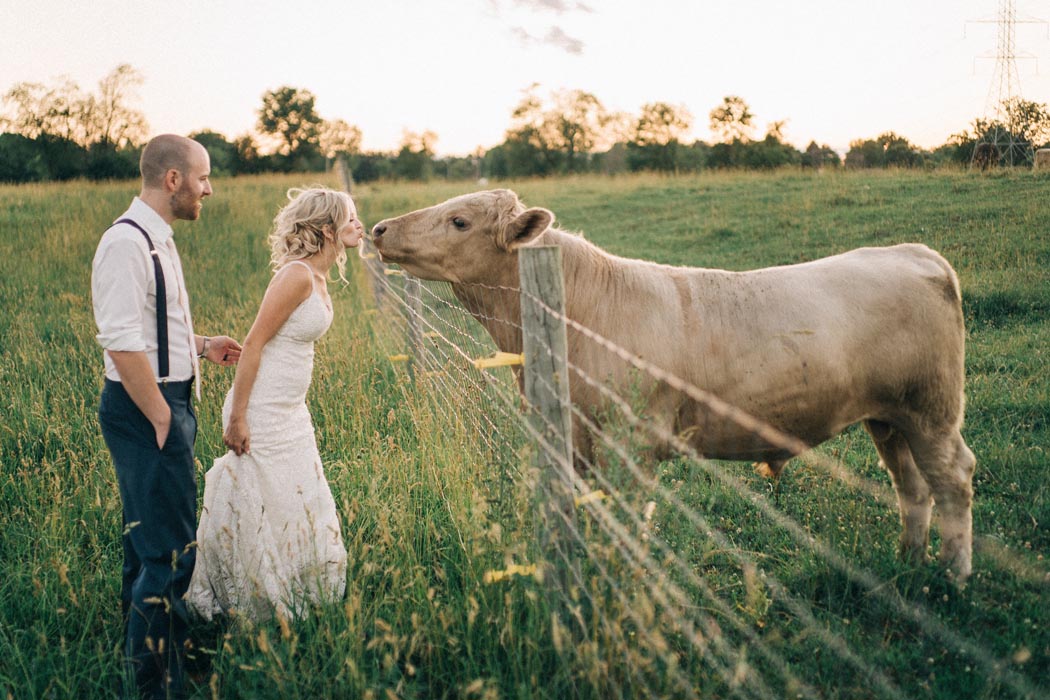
left=353, top=241, right=1047, bottom=700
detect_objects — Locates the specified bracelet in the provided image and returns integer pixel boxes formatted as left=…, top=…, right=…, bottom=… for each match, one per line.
left=198, top=336, right=210, bottom=359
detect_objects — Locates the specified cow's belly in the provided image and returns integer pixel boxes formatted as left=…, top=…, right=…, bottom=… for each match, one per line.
left=673, top=344, right=874, bottom=460
left=677, top=390, right=862, bottom=461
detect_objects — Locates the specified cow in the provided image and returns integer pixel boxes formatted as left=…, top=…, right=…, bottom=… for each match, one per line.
left=973, top=143, right=999, bottom=171
left=371, top=189, right=977, bottom=582
left=1034, top=148, right=1050, bottom=170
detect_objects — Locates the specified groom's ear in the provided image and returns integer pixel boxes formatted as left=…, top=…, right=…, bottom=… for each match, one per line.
left=164, top=168, right=180, bottom=194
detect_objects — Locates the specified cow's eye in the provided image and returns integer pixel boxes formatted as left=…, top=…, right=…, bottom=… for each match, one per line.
left=451, top=216, right=468, bottom=230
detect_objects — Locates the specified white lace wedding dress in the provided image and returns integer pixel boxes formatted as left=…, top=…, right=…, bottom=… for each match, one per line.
left=188, top=264, right=347, bottom=622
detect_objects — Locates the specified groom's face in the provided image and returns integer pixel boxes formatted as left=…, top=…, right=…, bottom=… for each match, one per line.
left=171, top=147, right=212, bottom=221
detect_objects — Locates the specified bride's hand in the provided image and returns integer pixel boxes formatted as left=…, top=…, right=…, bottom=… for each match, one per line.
left=224, top=416, right=251, bottom=456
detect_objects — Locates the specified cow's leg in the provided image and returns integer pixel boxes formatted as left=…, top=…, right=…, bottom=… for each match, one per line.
left=864, top=419, right=932, bottom=565
left=905, top=428, right=976, bottom=583
left=571, top=418, right=595, bottom=472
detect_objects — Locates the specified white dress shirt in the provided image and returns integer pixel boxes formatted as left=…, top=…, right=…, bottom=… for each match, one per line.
left=92, top=197, right=196, bottom=383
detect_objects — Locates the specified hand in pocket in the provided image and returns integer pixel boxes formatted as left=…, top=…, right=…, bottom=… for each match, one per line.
left=154, top=409, right=173, bottom=449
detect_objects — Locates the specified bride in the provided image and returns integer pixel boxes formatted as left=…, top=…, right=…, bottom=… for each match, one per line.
left=188, top=187, right=363, bottom=621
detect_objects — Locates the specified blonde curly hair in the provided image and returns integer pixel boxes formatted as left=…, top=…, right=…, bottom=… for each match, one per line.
left=269, top=187, right=353, bottom=282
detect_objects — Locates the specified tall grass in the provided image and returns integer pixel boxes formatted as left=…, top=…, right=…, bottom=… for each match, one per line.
left=1, top=169, right=1047, bottom=698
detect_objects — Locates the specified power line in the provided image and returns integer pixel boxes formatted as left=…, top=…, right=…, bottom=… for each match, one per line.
left=967, top=0, right=1049, bottom=167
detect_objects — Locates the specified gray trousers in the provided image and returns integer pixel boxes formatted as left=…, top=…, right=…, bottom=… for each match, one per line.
left=99, top=378, right=197, bottom=700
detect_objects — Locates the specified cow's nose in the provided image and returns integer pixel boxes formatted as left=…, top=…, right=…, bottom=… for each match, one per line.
left=372, top=223, right=387, bottom=238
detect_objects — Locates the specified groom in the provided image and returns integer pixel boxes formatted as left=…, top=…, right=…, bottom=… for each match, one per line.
left=91, top=134, right=241, bottom=699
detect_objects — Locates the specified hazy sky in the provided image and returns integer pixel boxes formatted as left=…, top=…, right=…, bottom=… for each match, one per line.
left=2, top=0, right=1048, bottom=156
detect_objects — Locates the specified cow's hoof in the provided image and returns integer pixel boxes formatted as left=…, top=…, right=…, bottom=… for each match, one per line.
left=753, top=460, right=786, bottom=479
left=898, top=539, right=930, bottom=566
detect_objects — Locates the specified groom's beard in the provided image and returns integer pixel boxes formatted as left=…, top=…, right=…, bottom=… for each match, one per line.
left=171, top=184, right=202, bottom=221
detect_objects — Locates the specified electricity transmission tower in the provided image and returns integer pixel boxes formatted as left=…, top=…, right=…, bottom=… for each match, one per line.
left=967, top=0, right=1047, bottom=167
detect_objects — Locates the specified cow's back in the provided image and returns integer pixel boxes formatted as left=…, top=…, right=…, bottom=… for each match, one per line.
left=558, top=239, right=966, bottom=459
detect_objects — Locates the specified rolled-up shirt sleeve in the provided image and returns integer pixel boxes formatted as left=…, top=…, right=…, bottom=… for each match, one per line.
left=92, top=234, right=149, bottom=352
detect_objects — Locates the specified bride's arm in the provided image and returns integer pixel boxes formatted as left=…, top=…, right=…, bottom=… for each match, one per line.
left=223, top=265, right=313, bottom=455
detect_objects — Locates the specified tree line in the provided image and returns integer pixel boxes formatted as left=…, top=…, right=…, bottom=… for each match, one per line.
left=3, top=65, right=1050, bottom=185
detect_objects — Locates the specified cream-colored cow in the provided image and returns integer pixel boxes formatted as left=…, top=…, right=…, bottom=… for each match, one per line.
left=372, top=189, right=977, bottom=581
left=1034, top=148, right=1050, bottom=170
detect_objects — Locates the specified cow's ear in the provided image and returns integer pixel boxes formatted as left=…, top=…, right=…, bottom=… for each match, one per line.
left=499, top=207, right=553, bottom=251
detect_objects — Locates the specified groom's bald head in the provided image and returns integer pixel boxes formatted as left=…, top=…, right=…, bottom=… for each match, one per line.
left=140, top=135, right=204, bottom=190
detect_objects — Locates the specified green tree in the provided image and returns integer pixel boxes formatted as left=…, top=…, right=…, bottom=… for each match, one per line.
left=0, top=133, right=48, bottom=182
left=501, top=124, right=561, bottom=176
left=82, top=63, right=149, bottom=147
left=348, top=152, right=393, bottom=183
left=709, top=95, right=754, bottom=143
left=503, top=85, right=610, bottom=175
left=801, top=141, right=841, bottom=168
left=85, top=140, right=140, bottom=180
left=232, top=133, right=265, bottom=174
left=189, top=130, right=238, bottom=175
left=634, top=102, right=692, bottom=146
left=1, top=78, right=88, bottom=142
left=732, top=121, right=801, bottom=169
left=1001, top=97, right=1050, bottom=148
left=0, top=65, right=148, bottom=182
left=628, top=102, right=692, bottom=172
left=552, top=89, right=609, bottom=172
left=962, top=97, right=1050, bottom=162
left=741, top=133, right=802, bottom=169
left=2, top=81, right=49, bottom=138
left=2, top=65, right=147, bottom=148
left=34, top=134, right=88, bottom=180
left=506, top=86, right=560, bottom=175
left=845, top=132, right=922, bottom=168
left=393, top=130, right=437, bottom=180
left=257, top=86, right=323, bottom=159
left=319, top=118, right=363, bottom=164
left=765, top=120, right=786, bottom=142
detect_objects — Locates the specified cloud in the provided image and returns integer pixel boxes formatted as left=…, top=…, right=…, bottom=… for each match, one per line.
left=514, top=0, right=594, bottom=13
left=543, top=26, right=585, bottom=54
left=494, top=0, right=591, bottom=55
left=511, top=25, right=585, bottom=55
left=510, top=26, right=534, bottom=44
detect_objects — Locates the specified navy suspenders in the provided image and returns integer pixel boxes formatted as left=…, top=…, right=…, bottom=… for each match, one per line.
left=113, top=218, right=170, bottom=379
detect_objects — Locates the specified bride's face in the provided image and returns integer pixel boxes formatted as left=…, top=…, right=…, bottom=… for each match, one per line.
left=336, top=204, right=365, bottom=249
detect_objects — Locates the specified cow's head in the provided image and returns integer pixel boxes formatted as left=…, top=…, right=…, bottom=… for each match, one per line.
left=371, top=189, right=554, bottom=284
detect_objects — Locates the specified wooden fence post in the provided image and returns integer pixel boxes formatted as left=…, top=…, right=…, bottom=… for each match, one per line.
left=337, top=159, right=387, bottom=308
left=518, top=246, right=578, bottom=604
left=335, top=154, right=354, bottom=194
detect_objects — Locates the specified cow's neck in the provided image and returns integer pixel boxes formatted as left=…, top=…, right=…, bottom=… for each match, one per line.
left=544, top=228, right=629, bottom=327
left=451, top=269, right=524, bottom=354
left=451, top=227, right=637, bottom=355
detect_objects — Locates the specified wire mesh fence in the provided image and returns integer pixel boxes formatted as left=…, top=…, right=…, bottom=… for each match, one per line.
left=350, top=217, right=1047, bottom=700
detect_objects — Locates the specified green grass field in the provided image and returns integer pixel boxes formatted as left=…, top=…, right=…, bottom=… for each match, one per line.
left=1, top=169, right=1047, bottom=698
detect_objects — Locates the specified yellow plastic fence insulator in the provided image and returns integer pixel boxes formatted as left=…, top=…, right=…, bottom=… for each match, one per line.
left=483, top=563, right=538, bottom=584
left=384, top=268, right=404, bottom=276
left=574, top=490, right=607, bottom=508
left=388, top=354, right=410, bottom=363
left=472, top=352, right=524, bottom=369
